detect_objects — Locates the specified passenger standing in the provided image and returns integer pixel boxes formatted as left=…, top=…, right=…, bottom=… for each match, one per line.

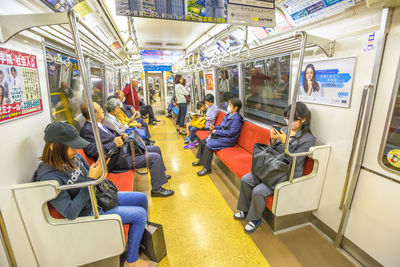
left=32, top=122, right=150, bottom=267
left=193, top=98, right=243, bottom=176
left=175, top=74, right=189, bottom=135
left=123, top=78, right=140, bottom=110
left=235, top=102, right=316, bottom=233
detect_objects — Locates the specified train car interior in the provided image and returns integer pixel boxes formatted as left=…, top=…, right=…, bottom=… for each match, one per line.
left=1, top=0, right=400, bottom=266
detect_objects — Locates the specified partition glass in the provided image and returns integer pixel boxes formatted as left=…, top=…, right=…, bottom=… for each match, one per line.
left=216, top=64, right=240, bottom=110
left=45, top=48, right=104, bottom=129
left=242, top=54, right=291, bottom=124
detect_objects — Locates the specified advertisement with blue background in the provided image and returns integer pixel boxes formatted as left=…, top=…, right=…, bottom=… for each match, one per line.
left=298, top=57, right=356, bottom=108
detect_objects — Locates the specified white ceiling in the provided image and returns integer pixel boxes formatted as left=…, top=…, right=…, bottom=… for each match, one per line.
left=105, top=0, right=215, bottom=51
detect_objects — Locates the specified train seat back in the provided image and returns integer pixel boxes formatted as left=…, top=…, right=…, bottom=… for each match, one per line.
left=9, top=180, right=125, bottom=267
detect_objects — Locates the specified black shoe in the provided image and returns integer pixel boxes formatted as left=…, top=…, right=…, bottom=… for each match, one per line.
left=149, top=140, right=156, bottom=145
left=166, top=114, right=172, bottom=118
left=166, top=175, right=171, bottom=179
left=192, top=160, right=201, bottom=166
left=197, top=168, right=211, bottom=176
left=151, top=187, right=174, bottom=197
left=148, top=121, right=157, bottom=125
left=153, top=119, right=161, bottom=122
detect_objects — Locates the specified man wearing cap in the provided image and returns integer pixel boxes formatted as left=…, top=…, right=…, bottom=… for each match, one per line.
left=79, top=102, right=174, bottom=197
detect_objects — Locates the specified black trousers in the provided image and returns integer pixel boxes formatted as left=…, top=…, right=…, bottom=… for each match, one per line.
left=140, top=105, right=156, bottom=121
left=196, top=138, right=214, bottom=170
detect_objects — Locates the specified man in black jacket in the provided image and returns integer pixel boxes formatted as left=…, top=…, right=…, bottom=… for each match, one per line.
left=79, top=102, right=173, bottom=197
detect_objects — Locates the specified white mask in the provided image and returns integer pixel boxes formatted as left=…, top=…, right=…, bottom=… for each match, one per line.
left=227, top=105, right=232, bottom=113
left=118, top=100, right=123, bottom=108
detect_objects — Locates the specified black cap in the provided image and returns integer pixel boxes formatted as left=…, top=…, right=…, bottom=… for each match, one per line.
left=44, top=122, right=89, bottom=149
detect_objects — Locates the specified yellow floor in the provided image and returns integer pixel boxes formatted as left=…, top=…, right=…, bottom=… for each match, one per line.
left=147, top=117, right=269, bottom=267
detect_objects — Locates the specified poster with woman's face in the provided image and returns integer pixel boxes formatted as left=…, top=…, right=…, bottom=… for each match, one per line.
left=298, top=57, right=356, bottom=108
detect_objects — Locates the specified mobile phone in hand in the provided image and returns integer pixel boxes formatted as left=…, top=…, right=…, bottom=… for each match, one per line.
left=272, top=124, right=281, bottom=133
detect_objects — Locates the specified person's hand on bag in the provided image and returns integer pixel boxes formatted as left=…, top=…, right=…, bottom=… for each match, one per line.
left=209, top=124, right=214, bottom=131
left=121, top=133, right=128, bottom=139
left=136, top=123, right=142, bottom=128
left=114, top=136, right=124, bottom=147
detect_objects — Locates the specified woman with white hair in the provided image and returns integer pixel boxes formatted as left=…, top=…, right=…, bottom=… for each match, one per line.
left=104, top=98, right=146, bottom=140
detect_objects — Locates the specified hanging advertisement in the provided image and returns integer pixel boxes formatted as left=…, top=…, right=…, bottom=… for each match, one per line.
left=0, top=47, right=43, bottom=124
left=205, top=73, right=214, bottom=90
left=116, top=0, right=228, bottom=23
left=250, top=8, right=292, bottom=40
left=297, top=57, right=356, bottom=108
left=227, top=0, right=276, bottom=27
left=279, top=0, right=355, bottom=27
left=41, top=0, right=77, bottom=12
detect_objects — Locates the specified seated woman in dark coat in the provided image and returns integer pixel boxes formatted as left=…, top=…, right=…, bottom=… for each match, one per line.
left=192, top=98, right=244, bottom=176
left=234, top=102, right=316, bottom=233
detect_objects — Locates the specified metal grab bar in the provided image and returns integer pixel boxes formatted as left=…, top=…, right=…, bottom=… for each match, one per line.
left=56, top=11, right=109, bottom=219
left=284, top=31, right=310, bottom=158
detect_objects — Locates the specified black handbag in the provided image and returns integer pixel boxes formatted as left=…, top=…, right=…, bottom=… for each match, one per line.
left=251, top=142, right=293, bottom=188
left=140, top=222, right=167, bottom=262
left=95, top=179, right=118, bottom=212
left=126, top=130, right=149, bottom=175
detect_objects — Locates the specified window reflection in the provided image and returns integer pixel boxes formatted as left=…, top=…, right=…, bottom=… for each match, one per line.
left=217, top=65, right=239, bottom=110
left=243, top=55, right=291, bottom=124
left=46, top=49, right=107, bottom=130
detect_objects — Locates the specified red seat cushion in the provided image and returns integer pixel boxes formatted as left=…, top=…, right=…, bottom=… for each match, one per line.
left=195, top=130, right=210, bottom=140
left=237, top=121, right=270, bottom=154
left=214, top=111, right=226, bottom=126
left=108, top=170, right=135, bottom=192
left=215, top=146, right=252, bottom=178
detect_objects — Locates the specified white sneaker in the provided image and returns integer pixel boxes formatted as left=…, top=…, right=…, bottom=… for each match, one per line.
left=234, top=211, right=247, bottom=220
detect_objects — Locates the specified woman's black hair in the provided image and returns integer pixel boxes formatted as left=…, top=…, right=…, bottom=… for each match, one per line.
left=182, top=78, right=186, bottom=87
left=302, top=64, right=320, bottom=93
left=229, top=97, right=242, bottom=112
left=204, top=93, right=214, bottom=103
left=284, top=102, right=312, bottom=135
left=196, top=101, right=205, bottom=110
left=174, top=74, right=183, bottom=84
left=220, top=70, right=228, bottom=78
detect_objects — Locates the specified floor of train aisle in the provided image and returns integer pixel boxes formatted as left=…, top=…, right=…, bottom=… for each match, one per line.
left=135, top=116, right=355, bottom=267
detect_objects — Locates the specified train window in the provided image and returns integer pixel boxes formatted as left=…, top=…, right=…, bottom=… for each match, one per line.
left=381, top=76, right=400, bottom=173
left=242, top=54, right=291, bottom=124
left=45, top=48, right=105, bottom=128
left=216, top=65, right=240, bottom=110
left=90, top=65, right=103, bottom=106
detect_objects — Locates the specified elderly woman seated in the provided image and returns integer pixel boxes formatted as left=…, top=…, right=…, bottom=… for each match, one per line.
left=104, top=98, right=147, bottom=141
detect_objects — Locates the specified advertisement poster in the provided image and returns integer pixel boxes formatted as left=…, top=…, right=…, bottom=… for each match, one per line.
left=298, top=57, right=356, bottom=108
left=205, top=73, right=214, bottom=90
left=227, top=0, right=275, bottom=27
left=0, top=47, right=43, bottom=124
left=250, top=8, right=292, bottom=40
left=116, top=0, right=228, bottom=23
left=41, top=0, right=76, bottom=12
left=279, top=0, right=355, bottom=26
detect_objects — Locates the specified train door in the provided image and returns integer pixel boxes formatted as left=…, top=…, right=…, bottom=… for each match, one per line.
left=336, top=8, right=400, bottom=266
left=145, top=72, right=165, bottom=113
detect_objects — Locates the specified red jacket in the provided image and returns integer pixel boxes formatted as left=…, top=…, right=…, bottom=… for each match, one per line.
left=123, top=84, right=140, bottom=110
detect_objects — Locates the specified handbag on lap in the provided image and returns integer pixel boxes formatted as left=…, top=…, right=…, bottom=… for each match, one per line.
left=95, top=179, right=118, bottom=212
left=140, top=222, right=167, bottom=262
left=190, top=117, right=206, bottom=129
left=251, top=140, right=296, bottom=188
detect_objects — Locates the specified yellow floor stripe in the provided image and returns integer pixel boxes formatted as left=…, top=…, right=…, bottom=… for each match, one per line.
left=148, top=117, right=269, bottom=267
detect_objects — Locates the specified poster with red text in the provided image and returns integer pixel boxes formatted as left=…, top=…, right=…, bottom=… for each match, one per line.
left=0, top=47, right=43, bottom=124
left=206, top=74, right=214, bottom=91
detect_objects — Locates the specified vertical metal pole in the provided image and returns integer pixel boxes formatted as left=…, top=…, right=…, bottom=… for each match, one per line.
left=284, top=31, right=307, bottom=156
left=68, top=11, right=107, bottom=219
left=101, top=64, right=107, bottom=104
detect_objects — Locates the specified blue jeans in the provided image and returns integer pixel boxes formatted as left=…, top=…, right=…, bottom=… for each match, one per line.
left=102, top=192, right=148, bottom=263
left=176, top=103, right=187, bottom=127
left=188, top=126, right=209, bottom=142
